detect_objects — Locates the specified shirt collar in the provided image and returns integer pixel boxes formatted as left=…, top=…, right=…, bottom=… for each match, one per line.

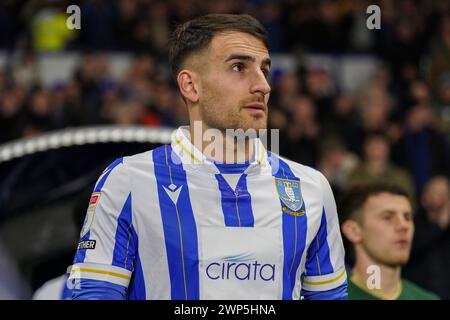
left=170, top=126, right=269, bottom=174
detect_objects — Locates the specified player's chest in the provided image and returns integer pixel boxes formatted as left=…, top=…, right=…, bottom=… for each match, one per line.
left=135, top=167, right=324, bottom=231
left=134, top=170, right=324, bottom=298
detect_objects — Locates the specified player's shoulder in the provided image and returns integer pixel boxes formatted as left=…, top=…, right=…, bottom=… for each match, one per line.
left=96, top=145, right=169, bottom=187
left=270, top=152, right=327, bottom=185
left=401, top=279, right=441, bottom=300
left=122, top=149, right=154, bottom=166
left=120, top=144, right=168, bottom=167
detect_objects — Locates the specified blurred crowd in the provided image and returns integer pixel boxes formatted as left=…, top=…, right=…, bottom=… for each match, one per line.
left=0, top=0, right=449, bottom=298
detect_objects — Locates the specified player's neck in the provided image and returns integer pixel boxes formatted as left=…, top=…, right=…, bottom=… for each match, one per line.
left=223, top=133, right=254, bottom=163
left=352, top=257, right=402, bottom=300
left=189, top=123, right=254, bottom=163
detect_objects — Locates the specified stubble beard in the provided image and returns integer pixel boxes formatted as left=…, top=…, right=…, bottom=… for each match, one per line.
left=199, top=98, right=268, bottom=133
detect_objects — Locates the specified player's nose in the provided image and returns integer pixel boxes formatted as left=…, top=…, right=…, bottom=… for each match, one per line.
left=395, top=216, right=411, bottom=232
left=250, top=70, right=271, bottom=96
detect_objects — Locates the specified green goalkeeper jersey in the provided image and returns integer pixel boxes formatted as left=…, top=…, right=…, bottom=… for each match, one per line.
left=348, top=274, right=440, bottom=300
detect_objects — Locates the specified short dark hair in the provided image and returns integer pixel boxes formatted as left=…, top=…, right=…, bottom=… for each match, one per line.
left=168, top=14, right=269, bottom=79
left=339, top=182, right=410, bottom=223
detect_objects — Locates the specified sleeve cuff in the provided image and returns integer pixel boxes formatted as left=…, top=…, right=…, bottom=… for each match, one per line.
left=69, top=262, right=132, bottom=288
left=302, top=267, right=347, bottom=292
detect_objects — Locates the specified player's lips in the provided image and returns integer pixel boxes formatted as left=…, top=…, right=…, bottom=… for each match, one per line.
left=242, top=103, right=266, bottom=113
left=395, top=239, right=410, bottom=248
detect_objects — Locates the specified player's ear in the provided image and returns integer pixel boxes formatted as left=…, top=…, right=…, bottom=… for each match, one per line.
left=341, top=220, right=362, bottom=244
left=177, top=70, right=199, bottom=104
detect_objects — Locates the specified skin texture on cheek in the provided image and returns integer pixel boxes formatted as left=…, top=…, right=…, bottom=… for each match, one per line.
left=199, top=76, right=243, bottom=131
left=359, top=197, right=414, bottom=267
left=361, top=229, right=403, bottom=267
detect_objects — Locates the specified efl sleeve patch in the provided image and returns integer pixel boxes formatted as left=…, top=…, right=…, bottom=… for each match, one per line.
left=80, top=192, right=101, bottom=237
left=89, top=192, right=101, bottom=206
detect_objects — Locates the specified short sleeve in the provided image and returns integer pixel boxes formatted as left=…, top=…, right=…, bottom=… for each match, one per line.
left=69, top=158, right=136, bottom=289
left=302, top=172, right=347, bottom=296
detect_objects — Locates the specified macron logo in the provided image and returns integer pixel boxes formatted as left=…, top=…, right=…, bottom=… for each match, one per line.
left=163, top=183, right=183, bottom=205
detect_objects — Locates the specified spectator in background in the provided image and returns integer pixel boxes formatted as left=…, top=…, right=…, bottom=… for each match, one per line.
left=78, top=0, right=115, bottom=50
left=142, top=1, right=171, bottom=55
left=323, top=93, right=358, bottom=140
left=112, top=100, right=145, bottom=126
left=382, top=16, right=423, bottom=88
left=339, top=182, right=440, bottom=300
left=404, top=176, right=450, bottom=299
left=347, top=74, right=394, bottom=154
left=279, top=95, right=321, bottom=167
left=12, top=50, right=38, bottom=87
left=404, top=80, right=432, bottom=115
left=347, top=0, right=376, bottom=51
left=98, top=81, right=121, bottom=125
left=304, top=67, right=337, bottom=123
left=257, top=0, right=286, bottom=52
left=393, top=104, right=450, bottom=194
left=114, top=0, right=140, bottom=51
left=22, top=88, right=55, bottom=137
left=0, top=1, right=24, bottom=50
left=49, top=83, right=67, bottom=127
left=59, top=81, right=87, bottom=127
left=427, top=14, right=450, bottom=98
left=0, top=84, right=27, bottom=143
left=74, top=54, right=113, bottom=123
left=346, top=133, right=416, bottom=206
left=317, top=136, right=359, bottom=200
left=285, top=0, right=352, bottom=52
left=272, top=71, right=302, bottom=110
left=29, top=1, right=78, bottom=52
left=434, top=74, right=450, bottom=131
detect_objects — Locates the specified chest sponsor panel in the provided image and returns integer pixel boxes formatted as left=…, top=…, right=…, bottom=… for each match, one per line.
left=198, top=226, right=283, bottom=299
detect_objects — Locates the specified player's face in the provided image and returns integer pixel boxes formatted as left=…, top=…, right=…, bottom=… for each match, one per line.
left=359, top=193, right=414, bottom=268
left=197, top=31, right=271, bottom=132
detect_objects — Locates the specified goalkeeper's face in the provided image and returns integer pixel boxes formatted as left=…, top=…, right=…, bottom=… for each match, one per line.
left=358, top=193, right=414, bottom=268
left=195, top=31, right=271, bottom=132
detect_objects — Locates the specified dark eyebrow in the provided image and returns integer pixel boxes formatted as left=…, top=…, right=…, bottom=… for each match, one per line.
left=225, top=54, right=271, bottom=68
left=262, top=58, right=271, bottom=69
left=379, top=210, right=412, bottom=216
left=380, top=210, right=396, bottom=215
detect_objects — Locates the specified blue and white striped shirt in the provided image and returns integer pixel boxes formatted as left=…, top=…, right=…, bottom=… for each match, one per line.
left=70, top=126, right=347, bottom=300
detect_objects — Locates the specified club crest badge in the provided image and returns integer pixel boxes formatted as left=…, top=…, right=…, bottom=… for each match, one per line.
left=275, top=178, right=305, bottom=216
